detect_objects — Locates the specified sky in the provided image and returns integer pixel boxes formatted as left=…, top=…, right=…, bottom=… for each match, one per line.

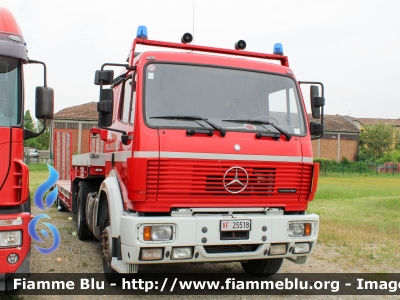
left=4, top=0, right=400, bottom=119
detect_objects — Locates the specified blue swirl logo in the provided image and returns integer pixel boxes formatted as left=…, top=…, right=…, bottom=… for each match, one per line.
left=28, top=164, right=61, bottom=254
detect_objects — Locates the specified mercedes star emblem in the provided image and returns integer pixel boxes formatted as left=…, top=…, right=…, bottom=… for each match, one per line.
left=223, top=166, right=249, bottom=194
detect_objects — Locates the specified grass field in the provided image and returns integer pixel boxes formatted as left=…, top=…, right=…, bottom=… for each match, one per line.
left=28, top=166, right=400, bottom=272
left=28, top=164, right=51, bottom=200
left=308, top=174, right=400, bottom=271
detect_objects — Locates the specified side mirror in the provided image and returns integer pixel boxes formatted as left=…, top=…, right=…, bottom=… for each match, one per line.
left=310, top=85, right=325, bottom=119
left=35, top=86, right=54, bottom=119
left=310, top=122, right=324, bottom=135
left=97, top=88, right=113, bottom=127
left=94, top=70, right=114, bottom=85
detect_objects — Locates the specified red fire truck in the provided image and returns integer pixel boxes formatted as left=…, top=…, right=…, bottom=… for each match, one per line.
left=0, top=7, right=54, bottom=291
left=57, top=27, right=324, bottom=281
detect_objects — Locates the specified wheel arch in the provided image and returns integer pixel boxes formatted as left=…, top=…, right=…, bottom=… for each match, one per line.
left=96, top=170, right=124, bottom=238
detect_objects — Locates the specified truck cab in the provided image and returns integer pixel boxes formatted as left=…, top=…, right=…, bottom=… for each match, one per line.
left=0, top=7, right=54, bottom=291
left=70, top=27, right=325, bottom=281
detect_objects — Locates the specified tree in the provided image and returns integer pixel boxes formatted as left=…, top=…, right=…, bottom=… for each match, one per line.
left=23, top=110, right=50, bottom=150
left=359, top=122, right=399, bottom=160
left=34, top=121, right=50, bottom=149
left=24, top=110, right=34, bottom=131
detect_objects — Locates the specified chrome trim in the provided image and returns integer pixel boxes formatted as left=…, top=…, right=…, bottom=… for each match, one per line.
left=133, top=151, right=313, bottom=163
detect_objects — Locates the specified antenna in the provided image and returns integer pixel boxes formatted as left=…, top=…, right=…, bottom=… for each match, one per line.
left=193, top=1, right=195, bottom=44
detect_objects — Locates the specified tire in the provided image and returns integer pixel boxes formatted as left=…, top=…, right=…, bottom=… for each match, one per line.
left=76, top=185, right=92, bottom=240
left=57, top=196, right=67, bottom=212
left=99, top=201, right=122, bottom=285
left=241, top=258, right=284, bottom=277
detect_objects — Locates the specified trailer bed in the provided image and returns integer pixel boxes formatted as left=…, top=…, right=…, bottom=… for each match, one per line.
left=57, top=180, right=72, bottom=211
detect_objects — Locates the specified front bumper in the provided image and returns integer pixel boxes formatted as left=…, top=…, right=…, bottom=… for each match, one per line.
left=117, top=209, right=318, bottom=270
left=0, top=212, right=31, bottom=291
left=0, top=249, right=30, bottom=291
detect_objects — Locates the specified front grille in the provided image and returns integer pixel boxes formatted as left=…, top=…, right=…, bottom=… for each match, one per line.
left=206, top=167, right=276, bottom=196
left=203, top=244, right=260, bottom=254
left=147, top=159, right=313, bottom=203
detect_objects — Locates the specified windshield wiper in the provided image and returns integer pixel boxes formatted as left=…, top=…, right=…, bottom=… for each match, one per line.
left=150, top=115, right=226, bottom=137
left=221, top=119, right=292, bottom=141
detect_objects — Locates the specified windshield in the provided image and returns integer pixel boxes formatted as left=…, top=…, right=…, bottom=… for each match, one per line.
left=0, top=56, right=21, bottom=126
left=144, top=64, right=305, bottom=135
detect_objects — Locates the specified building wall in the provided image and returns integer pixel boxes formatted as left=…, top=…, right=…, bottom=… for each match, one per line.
left=53, top=120, right=98, bottom=155
left=339, top=140, right=358, bottom=161
left=311, top=132, right=359, bottom=162
left=81, top=128, right=94, bottom=154
left=54, top=128, right=79, bottom=155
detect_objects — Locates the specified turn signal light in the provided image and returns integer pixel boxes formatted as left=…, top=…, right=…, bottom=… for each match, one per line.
left=304, top=223, right=311, bottom=236
left=143, top=226, right=151, bottom=241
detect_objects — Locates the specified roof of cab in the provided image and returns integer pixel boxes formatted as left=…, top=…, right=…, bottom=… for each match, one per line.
left=134, top=50, right=294, bottom=76
left=0, top=7, right=22, bottom=36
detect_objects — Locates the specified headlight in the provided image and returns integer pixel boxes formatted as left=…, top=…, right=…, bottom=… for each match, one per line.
left=0, top=231, right=22, bottom=247
left=293, top=242, right=311, bottom=254
left=288, top=222, right=313, bottom=237
left=269, top=244, right=287, bottom=255
left=140, top=248, right=163, bottom=260
left=171, top=247, right=193, bottom=260
left=143, top=225, right=173, bottom=241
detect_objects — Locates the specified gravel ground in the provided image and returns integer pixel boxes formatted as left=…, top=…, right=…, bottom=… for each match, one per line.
left=14, top=205, right=395, bottom=300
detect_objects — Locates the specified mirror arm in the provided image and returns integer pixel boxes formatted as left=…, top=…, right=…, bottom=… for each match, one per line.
left=24, top=117, right=47, bottom=140
left=100, top=63, right=136, bottom=72
left=27, top=60, right=47, bottom=87
left=298, top=81, right=324, bottom=97
left=311, top=133, right=323, bottom=140
left=97, top=119, right=130, bottom=146
left=97, top=118, right=127, bottom=136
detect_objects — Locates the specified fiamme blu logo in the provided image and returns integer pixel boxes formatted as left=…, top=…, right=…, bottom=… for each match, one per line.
left=27, top=165, right=60, bottom=254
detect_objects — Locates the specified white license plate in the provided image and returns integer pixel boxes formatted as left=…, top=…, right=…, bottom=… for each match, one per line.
left=220, top=220, right=251, bottom=231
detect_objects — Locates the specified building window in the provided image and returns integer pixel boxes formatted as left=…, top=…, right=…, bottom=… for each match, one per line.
left=66, top=123, right=78, bottom=129
left=82, top=123, right=96, bottom=130
left=322, top=133, right=338, bottom=140
left=54, top=122, right=66, bottom=129
left=340, top=134, right=358, bottom=141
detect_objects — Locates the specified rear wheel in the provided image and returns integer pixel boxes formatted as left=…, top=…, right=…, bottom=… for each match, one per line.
left=76, top=184, right=92, bottom=240
left=241, top=258, right=283, bottom=277
left=99, top=201, right=122, bottom=284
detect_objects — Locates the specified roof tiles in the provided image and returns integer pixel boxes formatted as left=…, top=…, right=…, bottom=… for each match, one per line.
left=54, top=102, right=98, bottom=120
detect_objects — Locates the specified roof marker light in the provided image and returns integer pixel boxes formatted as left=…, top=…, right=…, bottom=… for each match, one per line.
left=235, top=40, right=246, bottom=50
left=136, top=26, right=148, bottom=39
left=273, top=43, right=283, bottom=55
left=181, top=32, right=193, bottom=44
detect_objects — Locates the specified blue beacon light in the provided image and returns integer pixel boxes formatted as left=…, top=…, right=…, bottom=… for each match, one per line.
left=273, top=43, right=283, bottom=55
left=136, top=26, right=148, bottom=39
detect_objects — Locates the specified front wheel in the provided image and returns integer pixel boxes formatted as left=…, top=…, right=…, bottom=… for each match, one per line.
left=241, top=258, right=283, bottom=277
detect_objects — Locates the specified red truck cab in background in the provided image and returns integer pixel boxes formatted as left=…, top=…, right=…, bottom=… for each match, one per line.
left=0, top=7, right=54, bottom=291
left=57, top=27, right=325, bottom=282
